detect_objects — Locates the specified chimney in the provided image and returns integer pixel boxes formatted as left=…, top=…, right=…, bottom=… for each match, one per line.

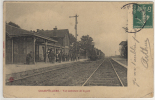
left=37, top=29, right=40, bottom=32
left=53, top=26, right=57, bottom=36
left=53, top=26, right=57, bottom=30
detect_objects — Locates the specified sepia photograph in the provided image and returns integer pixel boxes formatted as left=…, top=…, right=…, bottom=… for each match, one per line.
left=3, top=1, right=153, bottom=98
left=4, top=2, right=128, bottom=86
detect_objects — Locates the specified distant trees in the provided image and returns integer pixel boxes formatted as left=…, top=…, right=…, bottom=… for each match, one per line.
left=8, top=21, right=20, bottom=28
left=80, top=35, right=94, bottom=57
left=80, top=35, right=93, bottom=50
left=69, top=34, right=101, bottom=60
left=69, top=33, right=76, bottom=45
left=69, top=33, right=77, bottom=54
left=69, top=41, right=80, bottom=54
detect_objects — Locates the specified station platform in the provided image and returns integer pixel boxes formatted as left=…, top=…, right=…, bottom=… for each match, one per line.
left=111, top=57, right=127, bottom=68
left=5, top=59, right=87, bottom=83
left=5, top=59, right=87, bottom=74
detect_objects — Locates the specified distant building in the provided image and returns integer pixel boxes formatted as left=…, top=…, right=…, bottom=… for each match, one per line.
left=5, top=24, right=70, bottom=64
left=119, top=41, right=127, bottom=57
left=37, top=26, right=70, bottom=55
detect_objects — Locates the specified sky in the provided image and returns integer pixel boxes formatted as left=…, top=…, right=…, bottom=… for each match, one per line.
left=5, top=2, right=128, bottom=56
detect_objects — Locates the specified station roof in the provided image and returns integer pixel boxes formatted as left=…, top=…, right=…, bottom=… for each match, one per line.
left=37, top=28, right=69, bottom=38
left=6, top=24, right=58, bottom=43
left=119, top=41, right=127, bottom=45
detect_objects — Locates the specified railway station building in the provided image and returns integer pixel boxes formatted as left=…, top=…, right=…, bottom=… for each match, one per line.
left=5, top=24, right=70, bottom=64
left=119, top=41, right=127, bottom=57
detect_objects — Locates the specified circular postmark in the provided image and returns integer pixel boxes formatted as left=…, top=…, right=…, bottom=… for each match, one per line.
left=121, top=3, right=148, bottom=33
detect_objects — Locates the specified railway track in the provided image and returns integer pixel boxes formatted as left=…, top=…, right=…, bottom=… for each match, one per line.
left=35, top=60, right=104, bottom=86
left=82, top=58, right=127, bottom=86
left=6, top=58, right=127, bottom=86
left=6, top=60, right=103, bottom=85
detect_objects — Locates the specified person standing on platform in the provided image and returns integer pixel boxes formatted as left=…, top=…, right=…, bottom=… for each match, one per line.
left=56, top=53, right=59, bottom=62
left=62, top=52, right=65, bottom=62
left=51, top=50, right=56, bottom=63
left=44, top=52, right=46, bottom=62
left=26, top=51, right=32, bottom=64
left=58, top=52, right=61, bottom=63
left=65, top=53, right=68, bottom=61
left=48, top=50, right=52, bottom=62
left=71, top=53, right=73, bottom=61
left=72, top=54, right=74, bottom=61
left=67, top=53, right=69, bottom=61
left=78, top=54, right=80, bottom=60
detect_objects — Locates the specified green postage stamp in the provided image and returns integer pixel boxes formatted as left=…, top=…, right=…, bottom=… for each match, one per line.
left=133, top=4, right=153, bottom=28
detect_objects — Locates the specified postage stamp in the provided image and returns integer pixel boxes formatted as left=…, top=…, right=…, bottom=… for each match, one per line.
left=133, top=4, right=153, bottom=28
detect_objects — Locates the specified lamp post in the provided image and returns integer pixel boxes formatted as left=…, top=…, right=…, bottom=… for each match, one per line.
left=69, top=14, right=79, bottom=61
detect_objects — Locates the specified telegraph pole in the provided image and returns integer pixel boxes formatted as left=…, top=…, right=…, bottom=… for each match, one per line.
left=69, top=14, right=79, bottom=61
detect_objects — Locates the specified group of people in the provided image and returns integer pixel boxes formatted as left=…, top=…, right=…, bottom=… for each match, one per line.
left=46, top=50, right=79, bottom=63
left=25, top=50, right=80, bottom=64
left=47, top=50, right=56, bottom=63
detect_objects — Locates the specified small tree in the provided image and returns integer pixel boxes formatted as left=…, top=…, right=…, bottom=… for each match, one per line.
left=80, top=35, right=93, bottom=55
left=69, top=33, right=76, bottom=45
left=8, top=21, right=20, bottom=28
left=69, top=33, right=78, bottom=55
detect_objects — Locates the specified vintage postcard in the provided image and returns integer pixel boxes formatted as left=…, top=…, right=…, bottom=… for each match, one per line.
left=3, top=1, right=154, bottom=98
